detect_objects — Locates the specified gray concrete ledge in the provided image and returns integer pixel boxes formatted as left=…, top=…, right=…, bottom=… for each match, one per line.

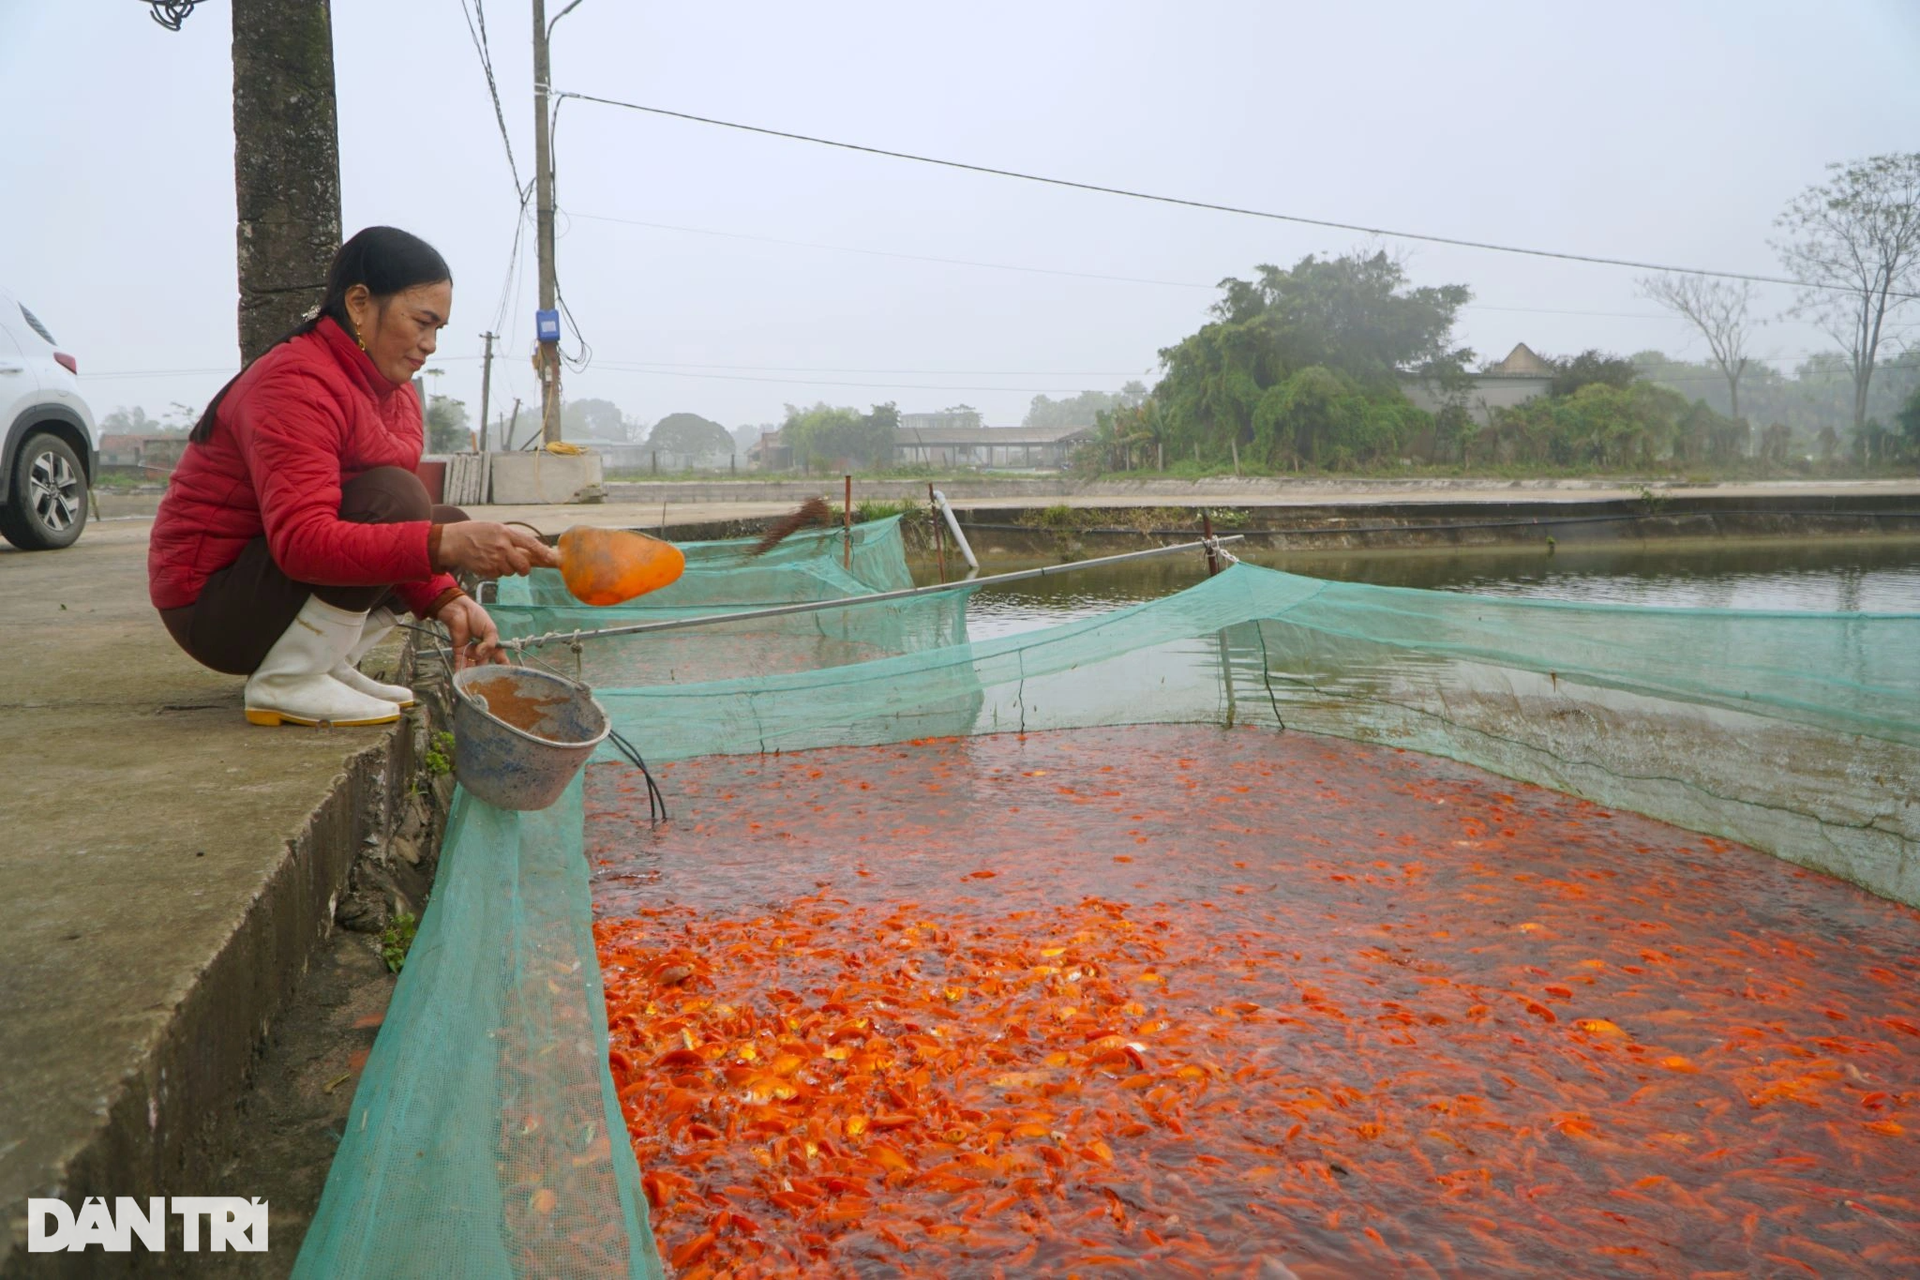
left=0, top=524, right=427, bottom=1277
left=597, top=475, right=1920, bottom=507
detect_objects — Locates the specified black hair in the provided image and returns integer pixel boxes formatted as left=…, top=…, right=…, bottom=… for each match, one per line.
left=189, top=226, right=452, bottom=443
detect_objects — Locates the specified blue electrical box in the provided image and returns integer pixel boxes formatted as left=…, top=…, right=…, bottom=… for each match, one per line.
left=535, top=308, right=561, bottom=342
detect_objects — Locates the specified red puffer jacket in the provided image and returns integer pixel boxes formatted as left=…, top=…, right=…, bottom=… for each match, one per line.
left=148, top=317, right=457, bottom=617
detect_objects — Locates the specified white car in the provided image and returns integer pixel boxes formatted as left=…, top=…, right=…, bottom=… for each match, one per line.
left=0, top=288, right=97, bottom=549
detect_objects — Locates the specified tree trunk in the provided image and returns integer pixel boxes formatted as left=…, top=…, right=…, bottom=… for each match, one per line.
left=1727, top=374, right=1739, bottom=426
left=231, top=0, right=342, bottom=363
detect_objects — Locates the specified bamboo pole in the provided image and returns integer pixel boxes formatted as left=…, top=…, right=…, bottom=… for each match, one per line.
left=503, top=537, right=1246, bottom=653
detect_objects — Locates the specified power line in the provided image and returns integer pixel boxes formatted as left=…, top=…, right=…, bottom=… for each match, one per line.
left=579, top=209, right=1716, bottom=326
left=458, top=0, right=524, bottom=199
left=567, top=210, right=1684, bottom=321
left=548, top=96, right=594, bottom=374
left=555, top=90, right=1919, bottom=301
left=89, top=349, right=1875, bottom=385
left=598, top=361, right=1149, bottom=376
left=567, top=210, right=1215, bottom=291
left=588, top=365, right=1138, bottom=394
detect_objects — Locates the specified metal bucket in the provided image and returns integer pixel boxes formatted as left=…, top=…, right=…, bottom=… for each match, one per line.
left=450, top=665, right=611, bottom=811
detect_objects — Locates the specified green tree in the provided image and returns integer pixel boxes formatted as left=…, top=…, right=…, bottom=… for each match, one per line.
left=1433, top=401, right=1474, bottom=465
left=1547, top=350, right=1640, bottom=398
left=99, top=406, right=164, bottom=436
left=1024, top=383, right=1148, bottom=430
left=562, top=397, right=632, bottom=440
left=425, top=395, right=471, bottom=453
left=1151, top=252, right=1470, bottom=469
left=1816, top=425, right=1840, bottom=463
left=1900, top=386, right=1920, bottom=456
left=1483, top=382, right=1747, bottom=470
left=646, top=412, right=733, bottom=455
left=782, top=401, right=898, bottom=470
left=1758, top=422, right=1793, bottom=464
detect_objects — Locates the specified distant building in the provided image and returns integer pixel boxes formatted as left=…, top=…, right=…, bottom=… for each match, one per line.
left=588, top=443, right=736, bottom=473
left=98, top=434, right=144, bottom=468
left=140, top=436, right=188, bottom=476
left=746, top=429, right=791, bottom=471
left=893, top=423, right=1092, bottom=470
left=899, top=409, right=982, bottom=434
left=1400, top=342, right=1555, bottom=426
left=99, top=434, right=187, bottom=479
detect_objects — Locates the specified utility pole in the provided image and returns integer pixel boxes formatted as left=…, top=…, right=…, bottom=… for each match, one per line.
left=477, top=331, right=497, bottom=452
left=504, top=398, right=523, bottom=451
left=532, top=0, right=561, bottom=445
left=230, top=0, right=341, bottom=361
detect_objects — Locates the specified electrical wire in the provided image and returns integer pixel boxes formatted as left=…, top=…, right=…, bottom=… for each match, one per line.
left=548, top=95, right=594, bottom=374
left=553, top=90, right=1920, bottom=302
left=456, top=0, right=542, bottom=435
left=82, top=350, right=1880, bottom=383
left=586, top=366, right=1143, bottom=393
left=458, top=0, right=526, bottom=200
left=566, top=210, right=1218, bottom=291
left=599, top=361, right=1150, bottom=376
left=565, top=209, right=1685, bottom=321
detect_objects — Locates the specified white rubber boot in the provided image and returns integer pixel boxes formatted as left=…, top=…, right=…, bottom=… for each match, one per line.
left=245, top=597, right=404, bottom=727
left=331, top=605, right=417, bottom=707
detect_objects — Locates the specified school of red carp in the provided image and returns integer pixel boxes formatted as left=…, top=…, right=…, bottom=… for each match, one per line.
left=586, top=726, right=1919, bottom=1277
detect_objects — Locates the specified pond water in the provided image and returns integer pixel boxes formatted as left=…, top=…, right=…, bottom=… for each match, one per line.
left=590, top=726, right=1920, bottom=1278
left=938, top=537, right=1920, bottom=640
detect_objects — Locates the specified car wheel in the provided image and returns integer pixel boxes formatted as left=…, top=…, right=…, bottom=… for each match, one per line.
left=0, top=432, right=90, bottom=550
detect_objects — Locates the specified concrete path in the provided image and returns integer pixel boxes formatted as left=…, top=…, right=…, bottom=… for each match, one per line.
left=0, top=522, right=415, bottom=1274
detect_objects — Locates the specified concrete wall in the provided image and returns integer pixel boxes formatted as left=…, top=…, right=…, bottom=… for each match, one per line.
left=1400, top=374, right=1553, bottom=426
left=895, top=443, right=1071, bottom=468
left=488, top=452, right=605, bottom=505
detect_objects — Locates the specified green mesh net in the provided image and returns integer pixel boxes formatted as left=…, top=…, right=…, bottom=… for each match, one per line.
left=484, top=516, right=968, bottom=686
left=494, top=516, right=914, bottom=608
left=296, top=526, right=1919, bottom=1277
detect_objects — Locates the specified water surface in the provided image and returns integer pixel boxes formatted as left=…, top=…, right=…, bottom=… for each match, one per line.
left=939, top=538, right=1920, bottom=639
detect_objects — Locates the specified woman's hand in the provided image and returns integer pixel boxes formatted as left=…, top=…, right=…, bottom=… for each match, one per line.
left=436, top=594, right=509, bottom=670
left=435, top=522, right=563, bottom=578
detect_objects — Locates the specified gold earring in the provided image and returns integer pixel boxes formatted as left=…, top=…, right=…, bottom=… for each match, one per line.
left=355, top=327, right=368, bottom=353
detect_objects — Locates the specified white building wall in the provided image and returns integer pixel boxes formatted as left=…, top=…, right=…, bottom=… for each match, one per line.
left=1400, top=375, right=1554, bottom=426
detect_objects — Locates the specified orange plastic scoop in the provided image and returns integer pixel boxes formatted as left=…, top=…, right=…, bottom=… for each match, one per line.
left=557, top=525, right=686, bottom=606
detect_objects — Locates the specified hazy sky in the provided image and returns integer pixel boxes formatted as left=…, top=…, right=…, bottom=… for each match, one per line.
left=3, top=1, right=1917, bottom=435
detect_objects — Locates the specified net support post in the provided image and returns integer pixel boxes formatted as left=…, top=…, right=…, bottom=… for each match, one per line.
left=929, top=483, right=947, bottom=583
left=932, top=489, right=978, bottom=571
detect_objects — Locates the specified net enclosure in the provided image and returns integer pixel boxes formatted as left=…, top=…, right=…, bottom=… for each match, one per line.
left=296, top=520, right=1920, bottom=1277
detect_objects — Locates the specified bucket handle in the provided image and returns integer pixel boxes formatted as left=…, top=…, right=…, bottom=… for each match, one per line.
left=410, top=631, right=669, bottom=825
left=508, top=650, right=667, bottom=823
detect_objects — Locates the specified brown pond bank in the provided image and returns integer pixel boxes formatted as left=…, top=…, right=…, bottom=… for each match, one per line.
left=96, top=476, right=1920, bottom=554
left=948, top=489, right=1920, bottom=554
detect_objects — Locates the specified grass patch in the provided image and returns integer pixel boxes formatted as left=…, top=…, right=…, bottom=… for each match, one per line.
left=380, top=911, right=418, bottom=973
left=422, top=731, right=454, bottom=778
left=853, top=498, right=921, bottom=523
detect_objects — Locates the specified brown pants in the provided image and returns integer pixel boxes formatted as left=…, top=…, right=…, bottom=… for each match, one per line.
left=160, top=466, right=468, bottom=676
